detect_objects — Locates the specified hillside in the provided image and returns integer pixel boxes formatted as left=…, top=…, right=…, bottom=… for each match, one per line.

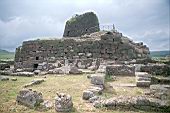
left=0, top=49, right=15, bottom=60
left=150, top=50, right=170, bottom=57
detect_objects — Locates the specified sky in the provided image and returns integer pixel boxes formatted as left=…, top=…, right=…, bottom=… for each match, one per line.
left=0, top=0, right=169, bottom=52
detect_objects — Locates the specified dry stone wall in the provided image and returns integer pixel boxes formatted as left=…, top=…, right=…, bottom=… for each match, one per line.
left=14, top=31, right=149, bottom=71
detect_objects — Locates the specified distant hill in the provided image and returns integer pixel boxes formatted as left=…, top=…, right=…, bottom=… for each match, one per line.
left=0, top=49, right=15, bottom=60
left=150, top=50, right=170, bottom=57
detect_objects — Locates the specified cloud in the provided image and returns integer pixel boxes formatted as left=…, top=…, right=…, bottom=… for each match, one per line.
left=0, top=16, right=64, bottom=51
left=0, top=0, right=169, bottom=51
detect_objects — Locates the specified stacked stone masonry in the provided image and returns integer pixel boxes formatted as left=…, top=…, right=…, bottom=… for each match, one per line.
left=14, top=31, right=149, bottom=71
left=63, top=12, right=100, bottom=37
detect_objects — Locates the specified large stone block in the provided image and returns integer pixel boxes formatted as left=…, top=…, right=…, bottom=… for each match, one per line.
left=91, top=74, right=105, bottom=85
left=82, top=90, right=94, bottom=100
left=16, top=89, right=43, bottom=108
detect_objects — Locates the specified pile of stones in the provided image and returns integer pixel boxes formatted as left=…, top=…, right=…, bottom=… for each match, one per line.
left=83, top=74, right=105, bottom=103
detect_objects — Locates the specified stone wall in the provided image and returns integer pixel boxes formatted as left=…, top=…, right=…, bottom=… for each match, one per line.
left=106, top=64, right=135, bottom=76
left=14, top=31, right=149, bottom=71
left=140, top=63, right=170, bottom=76
left=63, top=12, right=100, bottom=37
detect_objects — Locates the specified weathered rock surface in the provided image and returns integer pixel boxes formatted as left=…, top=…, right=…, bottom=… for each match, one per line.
left=151, top=76, right=170, bottom=84
left=93, top=96, right=170, bottom=112
left=11, top=78, right=17, bottom=81
left=69, top=66, right=83, bottom=74
left=63, top=12, right=100, bottom=37
left=34, top=70, right=41, bottom=75
left=89, top=96, right=100, bottom=103
left=55, top=93, right=73, bottom=112
left=91, top=74, right=105, bottom=85
left=16, top=89, right=43, bottom=108
left=0, top=76, right=9, bottom=81
left=24, top=79, right=45, bottom=88
left=0, top=70, right=13, bottom=75
left=82, top=90, right=95, bottom=100
left=48, top=68, right=64, bottom=74
left=41, top=100, right=53, bottom=109
left=147, top=85, right=170, bottom=100
left=96, top=65, right=106, bottom=73
left=140, top=63, right=170, bottom=76
left=87, top=86, right=103, bottom=95
left=0, top=63, right=10, bottom=70
left=12, top=72, right=34, bottom=77
left=106, top=64, right=135, bottom=76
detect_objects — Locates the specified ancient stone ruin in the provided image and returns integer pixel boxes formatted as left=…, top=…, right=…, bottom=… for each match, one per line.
left=14, top=12, right=150, bottom=72
left=63, top=12, right=100, bottom=37
left=0, top=11, right=169, bottom=113
left=16, top=89, right=43, bottom=108
left=55, top=93, right=73, bottom=112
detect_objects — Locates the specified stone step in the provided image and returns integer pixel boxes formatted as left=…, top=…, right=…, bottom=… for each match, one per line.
left=136, top=80, right=151, bottom=87
left=136, top=77, right=151, bottom=81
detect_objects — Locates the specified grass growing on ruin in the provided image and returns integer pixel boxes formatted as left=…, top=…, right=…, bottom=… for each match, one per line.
left=0, top=75, right=155, bottom=113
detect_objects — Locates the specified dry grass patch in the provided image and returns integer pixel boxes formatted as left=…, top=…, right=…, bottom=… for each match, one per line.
left=0, top=75, right=155, bottom=113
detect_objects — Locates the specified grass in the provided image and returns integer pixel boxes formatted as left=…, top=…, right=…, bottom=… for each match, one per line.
left=0, top=52, right=15, bottom=60
left=0, top=75, right=157, bottom=113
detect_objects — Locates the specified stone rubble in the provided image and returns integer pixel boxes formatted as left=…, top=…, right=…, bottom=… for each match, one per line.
left=24, top=79, right=45, bottom=88
left=0, top=76, right=9, bottom=81
left=11, top=78, right=17, bottom=81
left=16, top=89, right=43, bottom=108
left=55, top=93, right=73, bottom=112
left=12, top=72, right=34, bottom=77
left=93, top=96, right=170, bottom=112
left=0, top=63, right=10, bottom=70
left=146, top=85, right=170, bottom=100
left=82, top=90, right=95, bottom=100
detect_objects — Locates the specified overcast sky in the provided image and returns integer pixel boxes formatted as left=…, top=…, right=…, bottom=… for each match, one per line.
left=0, top=0, right=169, bottom=52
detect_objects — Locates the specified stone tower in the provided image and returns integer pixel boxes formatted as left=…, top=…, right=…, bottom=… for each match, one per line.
left=63, top=12, right=100, bottom=37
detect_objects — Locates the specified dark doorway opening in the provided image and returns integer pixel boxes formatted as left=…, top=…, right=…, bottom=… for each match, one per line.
left=33, top=64, right=38, bottom=70
left=36, top=57, right=39, bottom=60
left=67, top=31, right=70, bottom=36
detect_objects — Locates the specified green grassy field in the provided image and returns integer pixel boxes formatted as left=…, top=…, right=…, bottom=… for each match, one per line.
left=0, top=75, right=156, bottom=113
left=0, top=50, right=15, bottom=60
